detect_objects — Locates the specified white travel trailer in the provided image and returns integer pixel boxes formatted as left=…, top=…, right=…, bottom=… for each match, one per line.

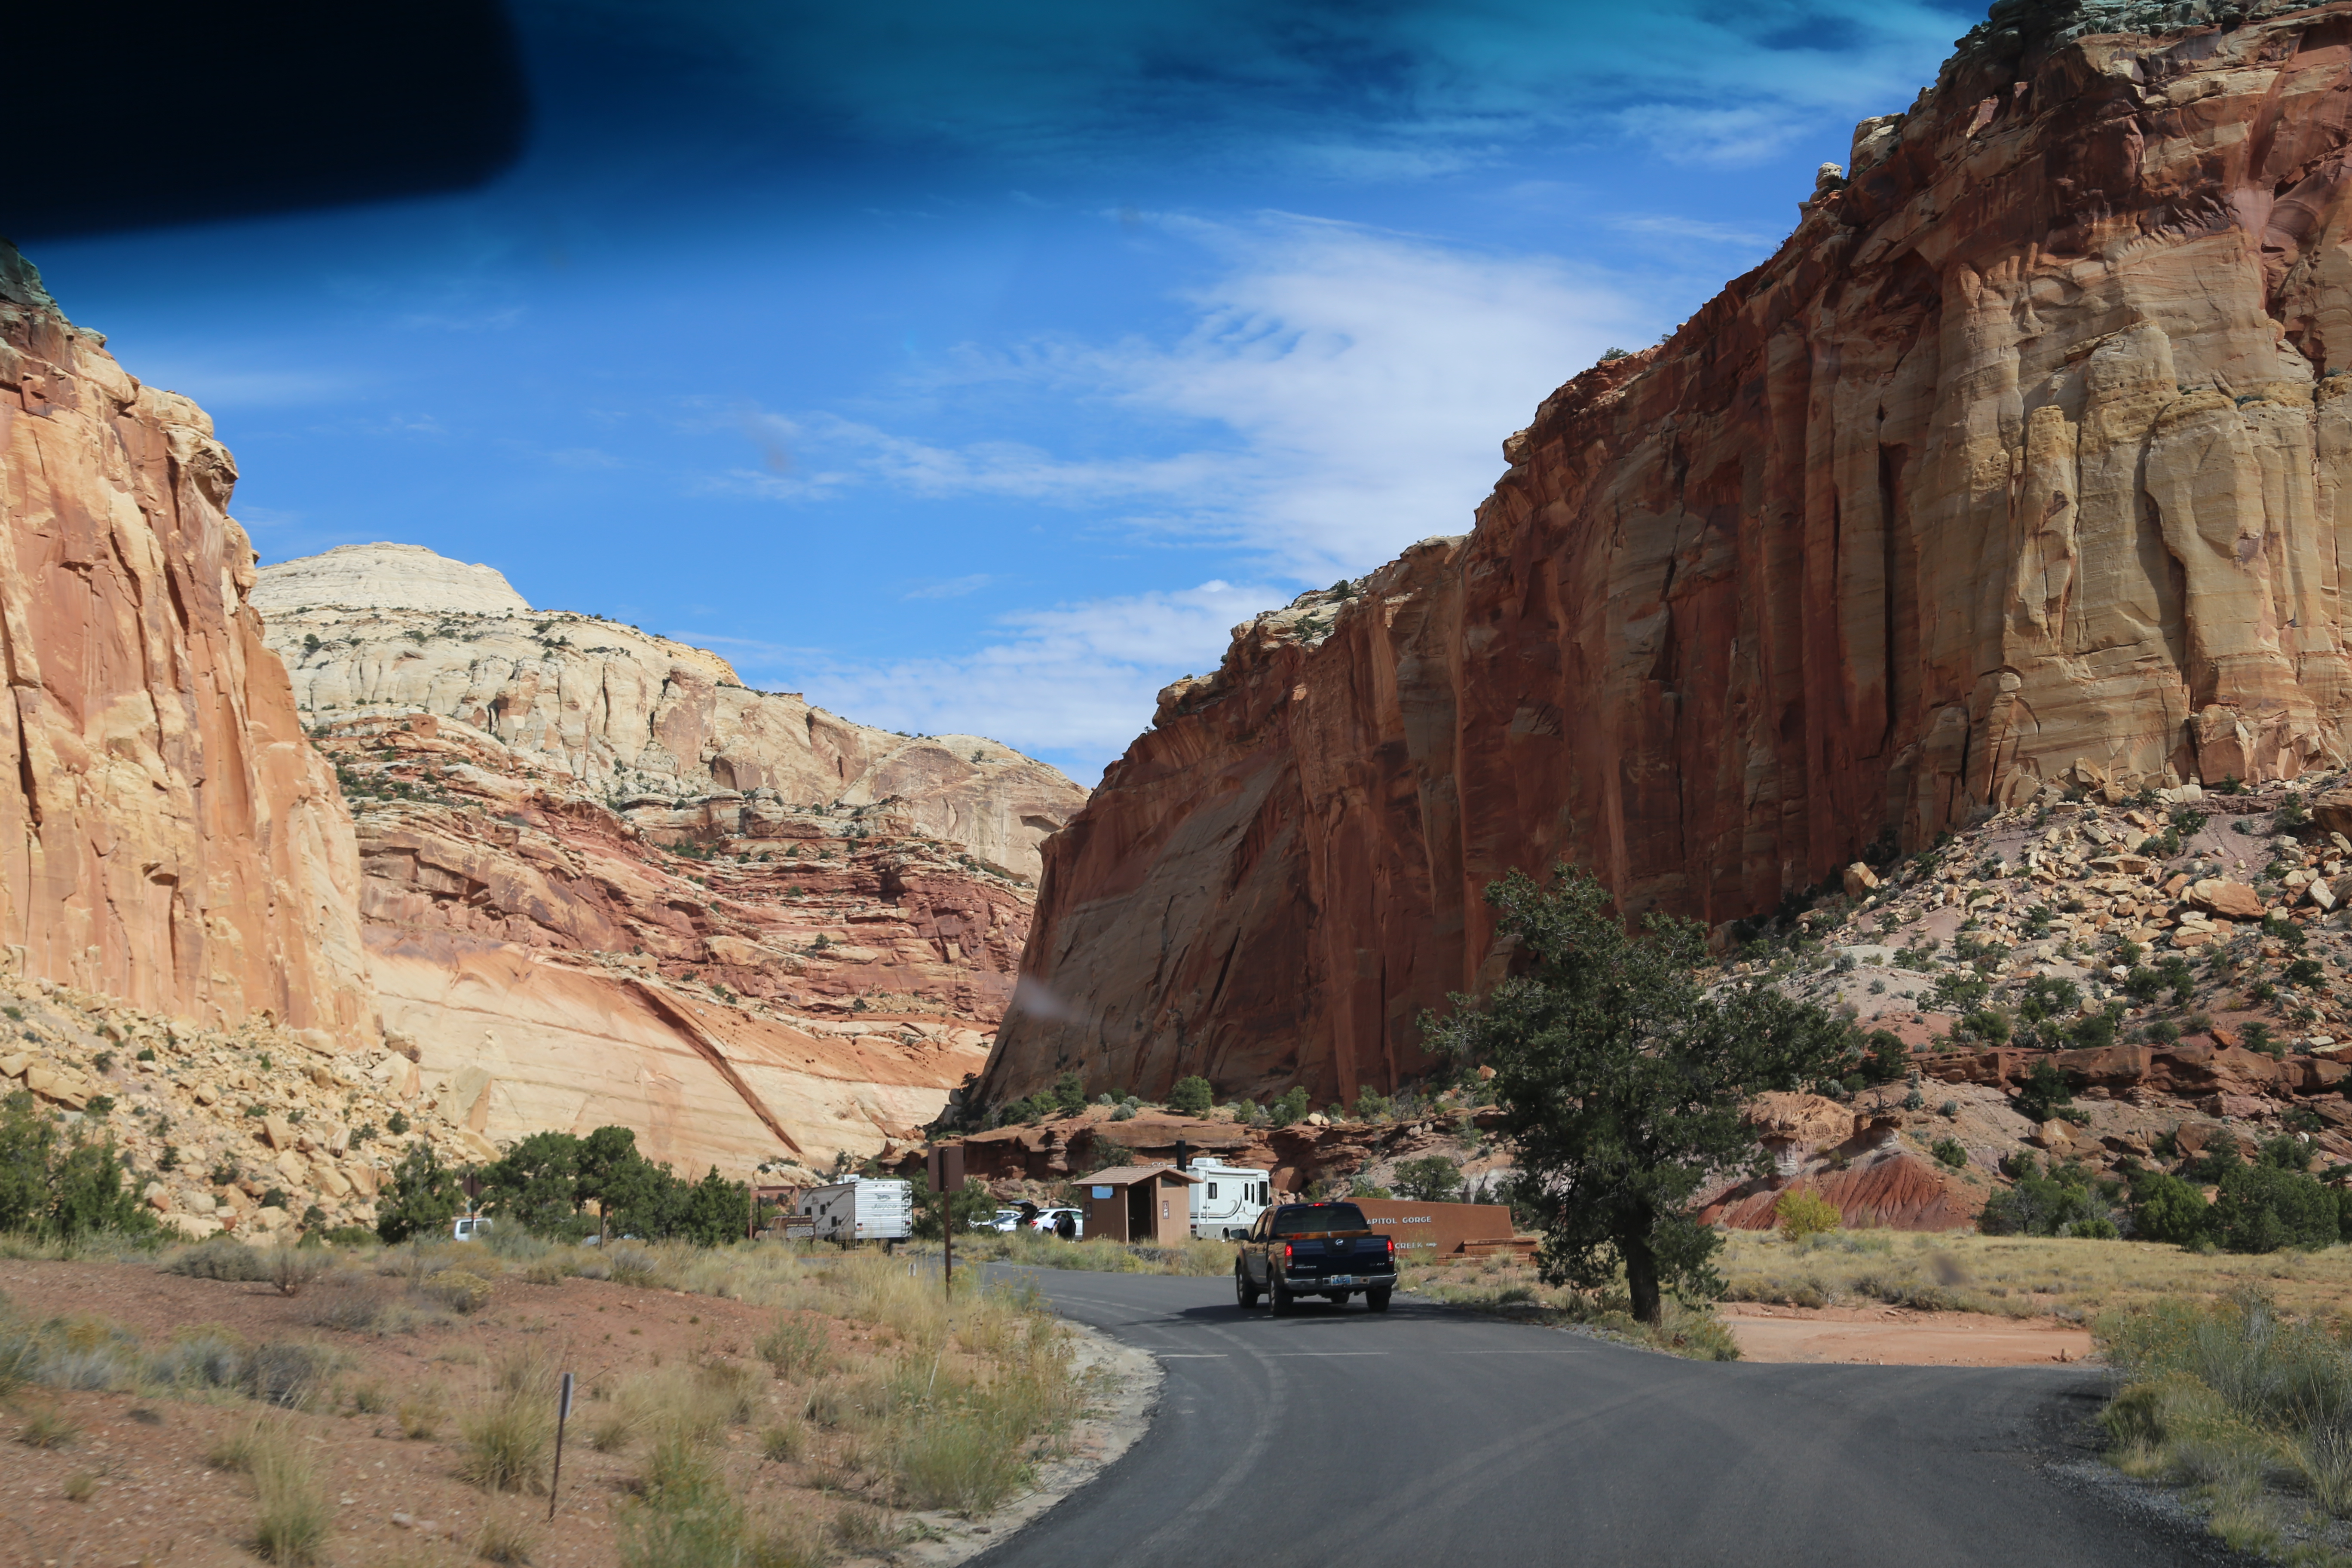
left=798, top=1176, right=913, bottom=1243
left=1187, top=1160, right=1271, bottom=1239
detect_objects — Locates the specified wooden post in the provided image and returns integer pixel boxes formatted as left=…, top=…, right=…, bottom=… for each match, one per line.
left=547, top=1371, right=574, bottom=1522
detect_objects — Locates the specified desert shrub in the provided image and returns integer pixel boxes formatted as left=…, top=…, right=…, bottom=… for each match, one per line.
left=1168, top=1075, right=1214, bottom=1117
left=1267, top=1085, right=1312, bottom=1128
left=426, top=1268, right=494, bottom=1313
left=1862, top=1029, right=1909, bottom=1084
left=2210, top=1162, right=2340, bottom=1253
left=243, top=1341, right=332, bottom=1408
left=267, top=1248, right=331, bottom=1298
left=162, top=1239, right=273, bottom=1282
left=147, top=1328, right=245, bottom=1391
left=304, top=1277, right=391, bottom=1332
left=1392, top=1155, right=1461, bottom=1203
left=374, top=1141, right=463, bottom=1245
left=0, top=1090, right=155, bottom=1242
left=1930, top=1137, right=1968, bottom=1170
left=1977, top=1158, right=2114, bottom=1238
left=1773, top=1188, right=1841, bottom=1242
left=2012, top=1060, right=2082, bottom=1124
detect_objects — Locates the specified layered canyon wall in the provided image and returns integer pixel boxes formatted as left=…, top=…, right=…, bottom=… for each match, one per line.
left=0, top=244, right=375, bottom=1050
left=256, top=546, right=1087, bottom=1173
left=985, top=0, right=2352, bottom=1106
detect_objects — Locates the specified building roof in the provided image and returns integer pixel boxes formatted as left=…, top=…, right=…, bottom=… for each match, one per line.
left=1082, top=1164, right=1204, bottom=1186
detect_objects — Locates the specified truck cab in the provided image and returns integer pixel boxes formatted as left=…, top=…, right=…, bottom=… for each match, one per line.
left=1188, top=1160, right=1271, bottom=1239
left=1236, top=1201, right=1397, bottom=1314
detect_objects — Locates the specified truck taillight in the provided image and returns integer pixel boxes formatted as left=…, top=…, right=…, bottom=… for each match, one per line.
left=1282, top=1242, right=1294, bottom=1260
left=1381, top=1237, right=1393, bottom=1258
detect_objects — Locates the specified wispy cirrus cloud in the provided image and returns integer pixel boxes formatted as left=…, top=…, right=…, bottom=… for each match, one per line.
left=698, top=211, right=1648, bottom=772
left=717, top=211, right=1644, bottom=586
left=713, top=578, right=1279, bottom=767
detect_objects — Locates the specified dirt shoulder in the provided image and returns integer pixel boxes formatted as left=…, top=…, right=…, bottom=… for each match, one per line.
left=1718, top=1301, right=2095, bottom=1366
left=0, top=1243, right=1130, bottom=1568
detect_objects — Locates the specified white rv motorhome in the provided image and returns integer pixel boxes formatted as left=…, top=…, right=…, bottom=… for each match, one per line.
left=1187, top=1160, right=1271, bottom=1239
left=798, top=1176, right=913, bottom=1243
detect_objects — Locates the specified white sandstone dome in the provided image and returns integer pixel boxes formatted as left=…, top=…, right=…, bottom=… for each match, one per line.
left=251, top=541, right=531, bottom=616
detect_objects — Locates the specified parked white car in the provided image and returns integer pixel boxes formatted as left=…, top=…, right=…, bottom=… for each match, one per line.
left=1028, top=1207, right=1084, bottom=1238
left=452, top=1215, right=493, bottom=1242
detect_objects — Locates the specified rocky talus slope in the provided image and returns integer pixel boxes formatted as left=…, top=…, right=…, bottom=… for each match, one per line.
left=0, top=971, right=486, bottom=1240
left=950, top=776, right=2352, bottom=1232
left=0, top=242, right=374, bottom=1051
left=244, top=546, right=1088, bottom=1179
left=255, top=543, right=1084, bottom=881
left=1697, top=775, right=2352, bottom=1228
left=985, top=0, right=2352, bottom=1108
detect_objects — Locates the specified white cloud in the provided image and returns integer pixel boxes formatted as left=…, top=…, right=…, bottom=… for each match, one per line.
left=731, top=212, right=1645, bottom=582
left=700, top=213, right=1655, bottom=769
left=716, top=579, right=1278, bottom=772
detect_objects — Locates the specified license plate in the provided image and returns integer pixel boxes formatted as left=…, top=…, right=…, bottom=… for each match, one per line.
left=1325, top=1275, right=1358, bottom=1286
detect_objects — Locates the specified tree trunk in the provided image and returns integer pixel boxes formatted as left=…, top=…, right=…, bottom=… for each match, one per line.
left=1624, top=1237, right=1663, bottom=1325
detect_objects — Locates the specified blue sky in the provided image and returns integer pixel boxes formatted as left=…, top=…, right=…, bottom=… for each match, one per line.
left=27, top=0, right=1977, bottom=782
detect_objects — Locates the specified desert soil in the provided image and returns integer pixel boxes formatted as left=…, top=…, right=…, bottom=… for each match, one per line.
left=0, top=1257, right=906, bottom=1567
left=1719, top=1301, right=2096, bottom=1366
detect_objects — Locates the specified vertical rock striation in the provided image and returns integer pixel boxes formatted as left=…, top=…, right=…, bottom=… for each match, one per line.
left=985, top=0, right=2352, bottom=1106
left=0, top=243, right=374, bottom=1048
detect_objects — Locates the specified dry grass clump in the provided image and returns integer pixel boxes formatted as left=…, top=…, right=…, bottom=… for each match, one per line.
left=2097, top=1288, right=2352, bottom=1557
left=945, top=1229, right=1234, bottom=1276
left=459, top=1348, right=559, bottom=1492
left=1717, top=1228, right=2352, bottom=1320
left=248, top=1422, right=331, bottom=1564
left=62, top=1470, right=98, bottom=1502
left=472, top=1506, right=538, bottom=1565
left=756, top=1314, right=828, bottom=1381
left=396, top=1393, right=444, bottom=1441
left=17, top=1404, right=78, bottom=1449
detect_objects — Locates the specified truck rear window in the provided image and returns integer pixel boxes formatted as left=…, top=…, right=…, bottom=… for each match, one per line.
left=1272, top=1204, right=1368, bottom=1236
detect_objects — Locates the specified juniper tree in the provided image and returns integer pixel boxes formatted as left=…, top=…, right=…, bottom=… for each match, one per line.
left=1422, top=865, right=1854, bottom=1324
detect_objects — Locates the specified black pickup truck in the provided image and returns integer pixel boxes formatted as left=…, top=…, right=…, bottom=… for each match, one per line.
left=1235, top=1201, right=1396, bottom=1314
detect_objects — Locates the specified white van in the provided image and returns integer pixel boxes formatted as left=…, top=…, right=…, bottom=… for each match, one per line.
left=798, top=1176, right=913, bottom=1243
left=1188, top=1161, right=1271, bottom=1240
left=452, top=1215, right=492, bottom=1242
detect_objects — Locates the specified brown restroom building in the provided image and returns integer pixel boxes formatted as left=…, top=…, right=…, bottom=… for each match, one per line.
left=1081, top=1165, right=1201, bottom=1244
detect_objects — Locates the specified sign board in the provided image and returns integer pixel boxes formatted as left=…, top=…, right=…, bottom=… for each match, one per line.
left=1091, top=1185, right=1112, bottom=1199
left=1346, top=1200, right=1516, bottom=1255
left=926, top=1144, right=966, bottom=1195
left=558, top=1371, right=574, bottom=1421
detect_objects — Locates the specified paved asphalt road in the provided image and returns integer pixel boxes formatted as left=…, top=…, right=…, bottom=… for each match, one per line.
left=971, top=1268, right=2224, bottom=1568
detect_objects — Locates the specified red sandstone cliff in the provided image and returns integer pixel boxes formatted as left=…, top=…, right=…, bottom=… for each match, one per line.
left=985, top=0, right=2352, bottom=1106
left=0, top=243, right=375, bottom=1049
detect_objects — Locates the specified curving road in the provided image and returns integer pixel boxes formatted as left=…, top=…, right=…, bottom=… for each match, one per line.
left=974, top=1269, right=2225, bottom=1568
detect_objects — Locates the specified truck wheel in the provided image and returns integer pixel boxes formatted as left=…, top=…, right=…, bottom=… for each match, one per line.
left=1270, top=1278, right=1294, bottom=1316
left=1367, top=1288, right=1392, bottom=1313
left=1235, top=1268, right=1261, bottom=1309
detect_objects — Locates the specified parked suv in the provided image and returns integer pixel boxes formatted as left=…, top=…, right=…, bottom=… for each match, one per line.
left=1236, top=1201, right=1396, bottom=1314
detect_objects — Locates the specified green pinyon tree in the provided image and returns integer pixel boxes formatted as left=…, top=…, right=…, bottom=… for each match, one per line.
left=1422, top=865, right=1854, bottom=1324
